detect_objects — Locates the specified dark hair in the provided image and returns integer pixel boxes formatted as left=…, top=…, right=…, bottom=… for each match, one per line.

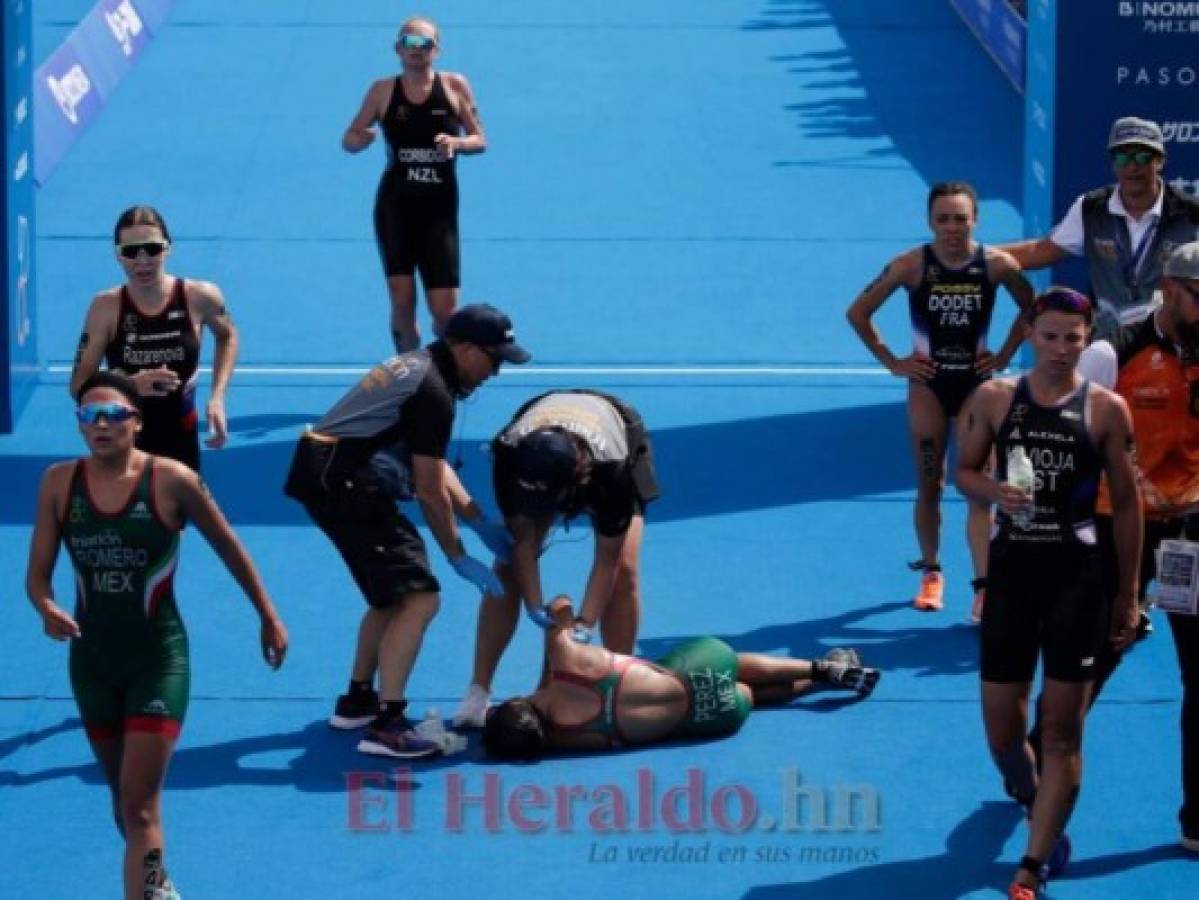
left=75, top=371, right=142, bottom=411
left=113, top=206, right=171, bottom=244
left=927, top=181, right=978, bottom=216
left=482, top=698, right=548, bottom=760
left=1029, top=286, right=1094, bottom=325
left=510, top=428, right=584, bottom=518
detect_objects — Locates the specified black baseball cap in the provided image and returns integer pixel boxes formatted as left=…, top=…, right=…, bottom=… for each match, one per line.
left=444, top=303, right=531, bottom=364
left=510, top=429, right=577, bottom=516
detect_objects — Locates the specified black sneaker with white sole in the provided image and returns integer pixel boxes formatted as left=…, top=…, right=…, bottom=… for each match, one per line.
left=329, top=690, right=379, bottom=730
left=357, top=714, right=440, bottom=759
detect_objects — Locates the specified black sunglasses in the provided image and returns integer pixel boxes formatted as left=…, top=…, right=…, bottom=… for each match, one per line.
left=1112, top=150, right=1157, bottom=169
left=117, top=241, right=169, bottom=260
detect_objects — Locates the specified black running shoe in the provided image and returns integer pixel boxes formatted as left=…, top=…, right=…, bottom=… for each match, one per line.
left=329, top=689, right=379, bottom=730
left=1182, top=824, right=1199, bottom=854
left=828, top=663, right=881, bottom=697
left=357, top=715, right=440, bottom=760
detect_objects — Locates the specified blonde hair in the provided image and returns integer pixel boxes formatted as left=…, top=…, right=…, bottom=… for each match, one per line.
left=399, top=16, right=439, bottom=43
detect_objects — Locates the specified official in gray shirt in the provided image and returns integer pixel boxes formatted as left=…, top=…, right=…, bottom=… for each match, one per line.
left=284, top=303, right=529, bottom=758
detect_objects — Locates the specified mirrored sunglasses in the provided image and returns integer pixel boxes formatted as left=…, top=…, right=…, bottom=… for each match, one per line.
left=399, top=33, right=435, bottom=51
left=76, top=402, right=138, bottom=425
left=1111, top=150, right=1157, bottom=169
left=117, top=241, right=169, bottom=260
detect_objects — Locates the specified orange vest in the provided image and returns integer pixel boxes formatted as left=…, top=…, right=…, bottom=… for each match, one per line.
left=1097, top=318, right=1199, bottom=518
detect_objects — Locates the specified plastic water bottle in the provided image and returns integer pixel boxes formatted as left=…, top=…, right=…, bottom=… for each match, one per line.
left=417, top=708, right=444, bottom=739
left=1007, top=446, right=1035, bottom=528
left=415, top=708, right=468, bottom=755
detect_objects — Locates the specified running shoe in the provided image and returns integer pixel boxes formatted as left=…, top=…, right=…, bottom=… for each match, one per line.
left=329, top=688, right=379, bottom=730
left=822, top=647, right=861, bottom=668
left=451, top=684, right=491, bottom=729
left=1007, top=884, right=1037, bottom=900
left=358, top=715, right=440, bottom=760
left=152, top=881, right=181, bottom=900
left=827, top=662, right=881, bottom=697
left=913, top=570, right=944, bottom=611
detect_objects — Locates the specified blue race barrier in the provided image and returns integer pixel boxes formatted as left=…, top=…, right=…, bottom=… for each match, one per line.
left=33, top=0, right=177, bottom=186
left=0, top=0, right=35, bottom=432
left=1024, top=0, right=1199, bottom=253
left=948, top=0, right=1027, bottom=93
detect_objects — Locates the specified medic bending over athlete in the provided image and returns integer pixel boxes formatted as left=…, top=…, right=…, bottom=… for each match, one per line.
left=482, top=596, right=880, bottom=760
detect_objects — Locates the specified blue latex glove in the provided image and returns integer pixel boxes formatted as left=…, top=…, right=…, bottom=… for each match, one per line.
left=525, top=605, right=554, bottom=630
left=450, top=555, right=503, bottom=597
left=465, top=515, right=514, bottom=564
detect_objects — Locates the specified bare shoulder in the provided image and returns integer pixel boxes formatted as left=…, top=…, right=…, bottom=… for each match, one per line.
left=440, top=70, right=472, bottom=93
left=984, top=245, right=1020, bottom=275
left=42, top=460, right=76, bottom=491
left=989, top=374, right=1020, bottom=396
left=38, top=461, right=77, bottom=513
left=443, top=71, right=479, bottom=113
left=87, top=288, right=122, bottom=320
left=363, top=77, right=393, bottom=112
left=856, top=248, right=919, bottom=298
left=973, top=375, right=1017, bottom=412
left=183, top=278, right=222, bottom=300
left=183, top=278, right=227, bottom=312
left=1087, top=382, right=1131, bottom=425
left=153, top=456, right=201, bottom=492
left=889, top=247, right=925, bottom=285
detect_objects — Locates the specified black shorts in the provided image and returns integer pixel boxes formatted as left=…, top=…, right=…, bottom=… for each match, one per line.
left=925, top=370, right=985, bottom=419
left=137, top=413, right=200, bottom=472
left=285, top=437, right=439, bottom=606
left=981, top=538, right=1108, bottom=683
left=373, top=176, right=460, bottom=288
left=610, top=394, right=661, bottom=509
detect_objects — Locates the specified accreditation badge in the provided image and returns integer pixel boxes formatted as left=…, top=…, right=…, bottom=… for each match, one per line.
left=1153, top=539, right=1199, bottom=616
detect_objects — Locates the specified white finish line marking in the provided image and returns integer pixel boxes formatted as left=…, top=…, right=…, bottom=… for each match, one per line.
left=46, top=364, right=891, bottom=377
